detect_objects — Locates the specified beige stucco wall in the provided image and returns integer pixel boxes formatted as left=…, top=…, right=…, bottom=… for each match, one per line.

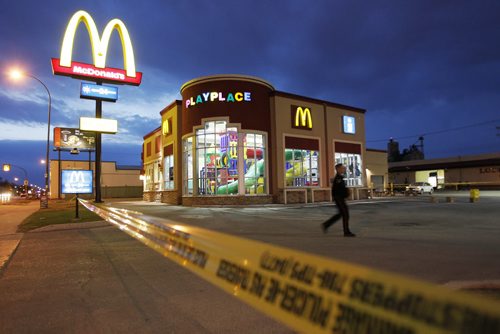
left=325, top=105, right=366, bottom=186
left=272, top=96, right=326, bottom=189
left=160, top=102, right=183, bottom=202
left=49, top=160, right=141, bottom=199
left=365, top=150, right=388, bottom=188
left=272, top=96, right=367, bottom=190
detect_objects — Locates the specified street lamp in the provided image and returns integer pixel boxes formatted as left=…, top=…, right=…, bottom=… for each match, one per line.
left=2, top=163, right=28, bottom=195
left=9, top=68, right=52, bottom=206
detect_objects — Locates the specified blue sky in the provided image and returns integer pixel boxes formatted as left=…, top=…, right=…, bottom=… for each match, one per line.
left=1, top=0, right=499, bottom=185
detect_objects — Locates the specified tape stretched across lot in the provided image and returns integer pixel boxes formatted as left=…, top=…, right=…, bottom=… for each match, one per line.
left=79, top=199, right=500, bottom=334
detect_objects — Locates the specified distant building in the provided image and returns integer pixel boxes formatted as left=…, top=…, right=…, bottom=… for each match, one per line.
left=365, top=149, right=388, bottom=191
left=387, top=138, right=424, bottom=162
left=388, top=152, right=500, bottom=189
left=49, top=160, right=142, bottom=199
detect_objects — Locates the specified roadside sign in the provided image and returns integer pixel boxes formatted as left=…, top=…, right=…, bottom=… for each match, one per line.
left=61, top=170, right=93, bottom=194
left=80, top=82, right=118, bottom=102
left=54, top=127, right=96, bottom=151
left=79, top=117, right=118, bottom=134
left=40, top=195, right=48, bottom=209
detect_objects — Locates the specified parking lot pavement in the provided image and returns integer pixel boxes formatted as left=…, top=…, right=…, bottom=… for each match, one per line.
left=0, top=195, right=498, bottom=332
left=109, top=195, right=500, bottom=284
left=0, top=224, right=291, bottom=333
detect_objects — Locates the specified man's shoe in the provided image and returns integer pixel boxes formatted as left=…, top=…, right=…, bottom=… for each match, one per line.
left=344, top=232, right=356, bottom=237
left=321, top=223, right=328, bottom=234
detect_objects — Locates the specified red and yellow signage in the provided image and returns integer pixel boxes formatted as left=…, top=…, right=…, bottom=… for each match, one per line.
left=51, top=10, right=142, bottom=86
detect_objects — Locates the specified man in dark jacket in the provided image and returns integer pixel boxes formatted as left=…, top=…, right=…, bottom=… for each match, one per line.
left=321, top=163, right=356, bottom=237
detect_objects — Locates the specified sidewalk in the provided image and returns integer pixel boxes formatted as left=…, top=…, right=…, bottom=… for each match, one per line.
left=0, top=201, right=39, bottom=272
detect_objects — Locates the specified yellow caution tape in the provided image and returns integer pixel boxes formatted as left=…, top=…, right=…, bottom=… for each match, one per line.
left=79, top=199, right=500, bottom=334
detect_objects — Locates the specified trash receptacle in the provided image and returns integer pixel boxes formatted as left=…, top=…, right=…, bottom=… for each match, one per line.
left=469, top=189, right=480, bottom=203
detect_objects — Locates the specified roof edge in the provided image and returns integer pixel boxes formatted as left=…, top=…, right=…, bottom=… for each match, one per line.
left=160, top=100, right=182, bottom=116
left=180, top=74, right=275, bottom=93
left=273, top=91, right=366, bottom=113
left=143, top=126, right=161, bottom=140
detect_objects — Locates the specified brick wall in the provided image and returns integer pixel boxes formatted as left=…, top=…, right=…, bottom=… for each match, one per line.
left=161, top=190, right=181, bottom=204
left=182, top=195, right=273, bottom=206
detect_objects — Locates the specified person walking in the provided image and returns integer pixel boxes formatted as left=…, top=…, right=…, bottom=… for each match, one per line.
left=321, top=163, right=356, bottom=237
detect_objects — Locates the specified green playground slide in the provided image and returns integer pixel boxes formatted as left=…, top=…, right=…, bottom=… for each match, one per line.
left=217, top=159, right=265, bottom=194
left=285, top=162, right=307, bottom=185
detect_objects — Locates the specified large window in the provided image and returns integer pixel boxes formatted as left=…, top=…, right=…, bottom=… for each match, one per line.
left=335, top=152, right=363, bottom=187
left=183, top=120, right=267, bottom=196
left=183, top=137, right=193, bottom=195
left=285, top=149, right=319, bottom=187
left=163, top=155, right=174, bottom=190
left=144, top=161, right=161, bottom=191
left=244, top=134, right=266, bottom=194
left=144, top=163, right=154, bottom=191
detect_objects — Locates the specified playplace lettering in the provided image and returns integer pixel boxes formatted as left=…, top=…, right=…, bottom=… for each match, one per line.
left=185, top=91, right=252, bottom=108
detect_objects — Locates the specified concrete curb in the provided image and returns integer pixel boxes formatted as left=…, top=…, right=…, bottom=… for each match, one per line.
left=443, top=280, right=500, bottom=291
left=0, top=233, right=23, bottom=275
left=29, top=220, right=110, bottom=233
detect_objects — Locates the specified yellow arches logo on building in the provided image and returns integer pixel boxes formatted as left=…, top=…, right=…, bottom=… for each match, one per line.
left=162, top=119, right=170, bottom=135
left=294, top=107, right=313, bottom=129
left=59, top=10, right=137, bottom=78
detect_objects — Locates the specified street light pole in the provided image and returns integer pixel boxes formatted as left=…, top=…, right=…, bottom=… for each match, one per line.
left=24, top=74, right=52, bottom=199
left=9, top=69, right=52, bottom=207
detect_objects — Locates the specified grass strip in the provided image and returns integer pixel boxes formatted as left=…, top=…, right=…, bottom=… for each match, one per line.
left=17, top=199, right=102, bottom=233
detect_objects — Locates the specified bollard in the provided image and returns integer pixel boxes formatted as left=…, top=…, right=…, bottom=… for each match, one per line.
left=469, top=188, right=480, bottom=203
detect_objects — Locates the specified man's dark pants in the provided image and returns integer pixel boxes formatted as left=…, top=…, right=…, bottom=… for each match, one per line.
left=323, top=198, right=349, bottom=232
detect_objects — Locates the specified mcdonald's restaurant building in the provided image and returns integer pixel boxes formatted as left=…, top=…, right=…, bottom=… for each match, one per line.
left=142, top=75, right=373, bottom=205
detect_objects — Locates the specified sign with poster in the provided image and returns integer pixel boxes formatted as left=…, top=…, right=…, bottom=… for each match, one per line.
left=54, top=127, right=96, bottom=150
left=61, top=170, right=93, bottom=194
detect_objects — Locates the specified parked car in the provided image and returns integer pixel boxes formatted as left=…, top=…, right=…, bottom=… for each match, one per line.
left=405, top=182, right=434, bottom=195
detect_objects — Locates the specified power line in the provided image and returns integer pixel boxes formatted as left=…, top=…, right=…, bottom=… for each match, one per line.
left=367, top=119, right=500, bottom=143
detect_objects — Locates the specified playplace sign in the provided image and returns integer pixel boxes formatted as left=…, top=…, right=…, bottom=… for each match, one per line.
left=185, top=91, right=252, bottom=109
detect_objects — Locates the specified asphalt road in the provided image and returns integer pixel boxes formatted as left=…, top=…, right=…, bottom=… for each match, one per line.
left=0, top=194, right=499, bottom=333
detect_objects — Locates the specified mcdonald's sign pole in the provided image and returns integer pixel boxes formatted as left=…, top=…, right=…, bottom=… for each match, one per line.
left=95, top=83, right=103, bottom=202
left=51, top=10, right=142, bottom=203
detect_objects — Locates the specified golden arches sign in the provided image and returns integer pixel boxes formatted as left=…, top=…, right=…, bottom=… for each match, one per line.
left=294, top=107, right=313, bottom=129
left=60, top=10, right=136, bottom=77
left=52, top=10, right=142, bottom=86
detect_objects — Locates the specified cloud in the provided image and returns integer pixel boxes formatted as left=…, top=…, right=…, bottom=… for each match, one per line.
left=0, top=118, right=48, bottom=141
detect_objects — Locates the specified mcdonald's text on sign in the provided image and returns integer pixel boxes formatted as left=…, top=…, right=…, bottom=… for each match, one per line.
left=291, top=106, right=313, bottom=130
left=61, top=170, right=93, bottom=194
left=51, top=10, right=142, bottom=86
